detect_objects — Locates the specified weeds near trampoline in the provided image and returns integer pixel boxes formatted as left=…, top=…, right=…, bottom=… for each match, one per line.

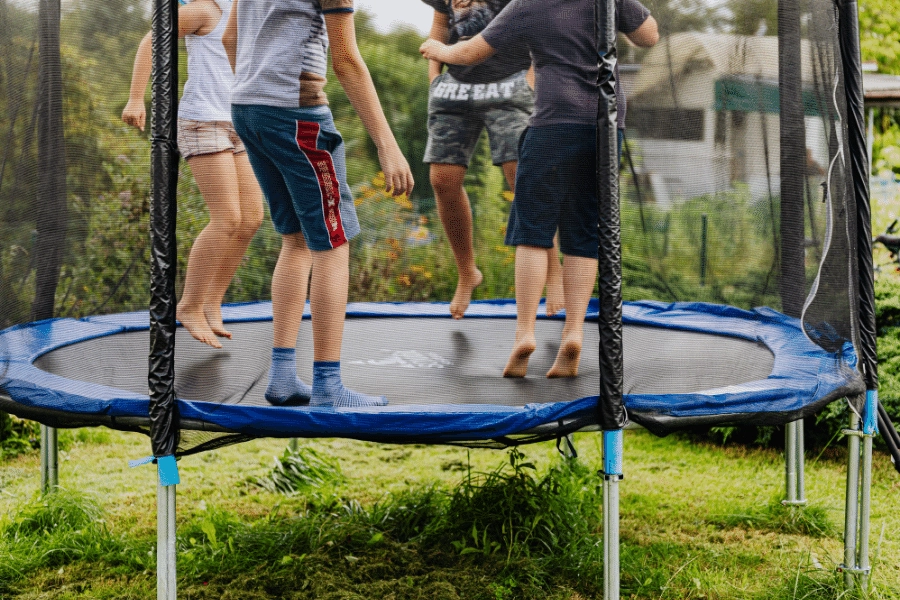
left=706, top=499, right=836, bottom=538
left=252, top=446, right=345, bottom=495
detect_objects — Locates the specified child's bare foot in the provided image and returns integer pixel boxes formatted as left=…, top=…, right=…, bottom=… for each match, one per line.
left=503, top=336, right=536, bottom=378
left=450, top=268, right=483, bottom=319
left=205, top=306, right=232, bottom=339
left=547, top=338, right=582, bottom=378
left=545, top=274, right=565, bottom=317
left=177, top=305, right=222, bottom=349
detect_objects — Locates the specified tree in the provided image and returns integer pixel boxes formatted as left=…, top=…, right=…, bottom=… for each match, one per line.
left=860, top=0, right=900, bottom=75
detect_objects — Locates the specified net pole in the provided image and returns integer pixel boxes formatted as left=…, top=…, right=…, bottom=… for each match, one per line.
left=595, top=0, right=623, bottom=433
left=777, top=0, right=808, bottom=512
left=596, top=0, right=622, bottom=596
left=149, top=0, right=180, bottom=460
left=838, top=0, right=876, bottom=589
left=35, top=0, right=66, bottom=496
left=149, top=0, right=180, bottom=597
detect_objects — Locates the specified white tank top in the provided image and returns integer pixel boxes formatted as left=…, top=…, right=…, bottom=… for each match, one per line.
left=179, top=0, right=234, bottom=122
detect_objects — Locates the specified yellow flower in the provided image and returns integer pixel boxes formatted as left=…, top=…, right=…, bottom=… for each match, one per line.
left=393, top=193, right=413, bottom=210
left=411, top=265, right=426, bottom=274
left=387, top=237, right=401, bottom=250
left=502, top=190, right=515, bottom=202
left=388, top=251, right=399, bottom=261
left=398, top=274, right=411, bottom=286
left=372, top=172, right=386, bottom=188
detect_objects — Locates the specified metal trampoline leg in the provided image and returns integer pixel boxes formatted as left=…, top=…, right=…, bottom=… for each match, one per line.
left=859, top=433, right=873, bottom=591
left=602, top=430, right=623, bottom=600
left=157, top=483, right=177, bottom=600
left=40, top=425, right=58, bottom=494
left=784, top=420, right=806, bottom=507
left=843, top=412, right=861, bottom=590
left=797, top=419, right=806, bottom=503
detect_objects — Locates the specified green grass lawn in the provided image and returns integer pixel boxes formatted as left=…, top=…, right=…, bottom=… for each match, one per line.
left=1, top=428, right=898, bottom=599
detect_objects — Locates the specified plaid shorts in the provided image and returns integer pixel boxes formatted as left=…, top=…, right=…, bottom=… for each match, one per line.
left=176, top=119, right=246, bottom=159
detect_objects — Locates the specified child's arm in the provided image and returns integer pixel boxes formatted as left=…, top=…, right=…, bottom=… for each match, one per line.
left=419, top=34, right=495, bottom=67
left=122, top=32, right=153, bottom=131
left=427, top=10, right=450, bottom=84
left=222, top=0, right=238, bottom=72
left=121, top=0, right=222, bottom=131
left=325, top=11, right=414, bottom=197
left=625, top=15, right=659, bottom=48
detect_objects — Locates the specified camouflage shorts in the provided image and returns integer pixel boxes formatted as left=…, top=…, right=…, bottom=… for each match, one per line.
left=424, top=70, right=534, bottom=167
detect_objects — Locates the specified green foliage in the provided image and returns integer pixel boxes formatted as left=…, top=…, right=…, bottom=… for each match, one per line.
left=621, top=186, right=789, bottom=310
left=860, top=0, right=900, bottom=75
left=254, top=445, right=345, bottom=496
left=0, top=490, right=153, bottom=596
left=871, top=109, right=900, bottom=177
left=729, top=0, right=777, bottom=36
left=0, top=413, right=39, bottom=459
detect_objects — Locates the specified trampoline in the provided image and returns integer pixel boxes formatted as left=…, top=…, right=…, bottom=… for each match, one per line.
left=0, top=0, right=885, bottom=597
left=0, top=299, right=864, bottom=451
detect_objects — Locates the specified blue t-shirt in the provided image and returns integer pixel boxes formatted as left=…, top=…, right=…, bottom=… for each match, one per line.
left=421, top=0, right=531, bottom=84
left=482, top=0, right=650, bottom=127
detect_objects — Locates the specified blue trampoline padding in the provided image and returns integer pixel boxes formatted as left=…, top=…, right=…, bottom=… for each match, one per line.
left=0, top=300, right=861, bottom=441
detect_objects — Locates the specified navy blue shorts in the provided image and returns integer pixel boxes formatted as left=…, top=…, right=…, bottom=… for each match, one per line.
left=505, top=124, right=599, bottom=259
left=232, top=104, right=360, bottom=251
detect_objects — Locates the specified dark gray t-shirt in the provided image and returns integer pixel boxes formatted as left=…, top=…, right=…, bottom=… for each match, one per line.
left=421, top=0, right=532, bottom=84
left=481, top=0, right=650, bottom=127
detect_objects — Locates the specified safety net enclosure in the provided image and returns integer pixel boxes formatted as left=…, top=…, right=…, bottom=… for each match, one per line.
left=0, top=0, right=874, bottom=455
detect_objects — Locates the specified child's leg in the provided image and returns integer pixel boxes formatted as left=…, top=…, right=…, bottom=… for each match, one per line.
left=547, top=254, right=598, bottom=378
left=179, top=151, right=259, bottom=347
left=264, top=231, right=313, bottom=405
left=501, top=160, right=564, bottom=317
left=271, top=232, right=312, bottom=348
left=430, top=163, right=483, bottom=320
left=503, top=245, right=548, bottom=378
left=545, top=236, right=565, bottom=316
left=199, top=152, right=265, bottom=338
left=308, top=243, right=386, bottom=407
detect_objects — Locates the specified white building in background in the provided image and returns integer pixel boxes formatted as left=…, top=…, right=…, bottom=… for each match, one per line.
left=624, top=32, right=833, bottom=206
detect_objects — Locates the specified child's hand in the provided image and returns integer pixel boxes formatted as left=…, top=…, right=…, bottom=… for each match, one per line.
left=419, top=39, right=448, bottom=63
left=122, top=99, right=146, bottom=131
left=377, top=144, right=415, bottom=198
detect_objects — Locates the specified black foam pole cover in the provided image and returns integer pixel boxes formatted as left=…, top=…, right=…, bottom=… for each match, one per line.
left=839, top=0, right=877, bottom=391
left=148, top=0, right=180, bottom=458
left=596, top=0, right=626, bottom=431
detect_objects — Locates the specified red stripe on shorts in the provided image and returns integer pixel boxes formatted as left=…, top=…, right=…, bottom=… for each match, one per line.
left=295, top=120, right=347, bottom=248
